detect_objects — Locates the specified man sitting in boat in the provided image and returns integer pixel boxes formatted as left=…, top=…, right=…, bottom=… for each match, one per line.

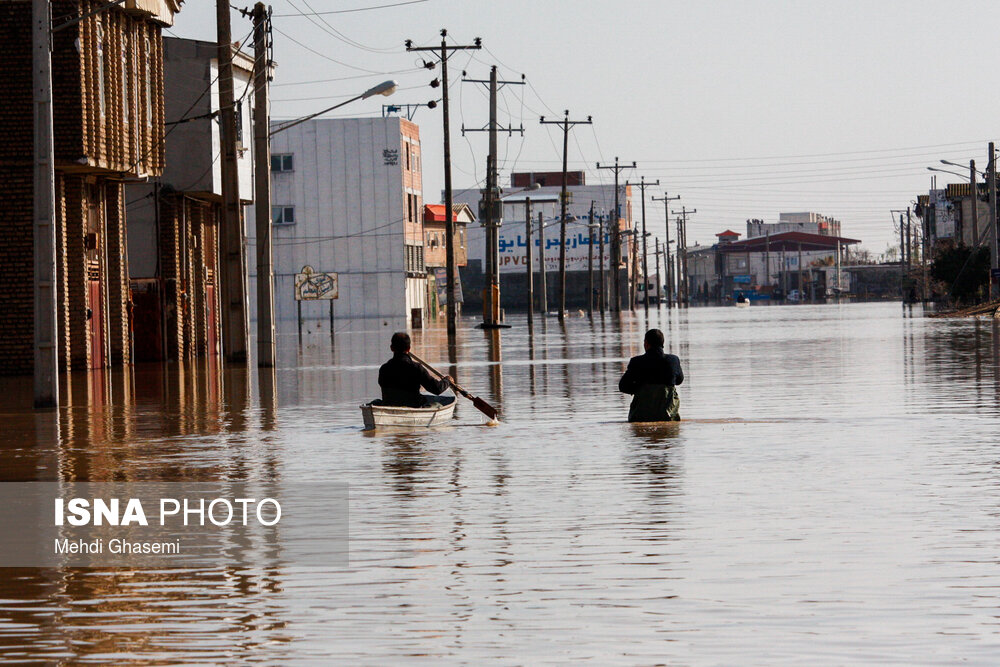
left=618, top=328, right=684, bottom=422
left=378, top=332, right=455, bottom=408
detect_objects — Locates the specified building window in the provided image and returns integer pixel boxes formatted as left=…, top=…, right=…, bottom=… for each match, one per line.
left=271, top=154, right=294, bottom=172
left=405, top=145, right=410, bottom=171
left=97, top=22, right=105, bottom=117
left=272, top=206, right=295, bottom=225
left=406, top=244, right=425, bottom=275
left=459, top=229, right=465, bottom=249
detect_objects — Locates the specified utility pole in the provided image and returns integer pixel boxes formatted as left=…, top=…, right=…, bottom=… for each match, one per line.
left=672, top=206, right=695, bottom=305
left=218, top=0, right=249, bottom=362
left=597, top=157, right=635, bottom=312
left=598, top=211, right=606, bottom=313
left=537, top=211, right=547, bottom=314
left=587, top=202, right=595, bottom=317
left=407, top=30, right=482, bottom=336
left=252, top=2, right=274, bottom=368
left=651, top=193, right=679, bottom=308
left=525, top=198, right=533, bottom=325
left=625, top=176, right=659, bottom=314
left=971, top=159, right=979, bottom=246
left=33, top=0, right=59, bottom=407
left=899, top=213, right=905, bottom=300
left=989, top=141, right=998, bottom=300
left=462, top=67, right=523, bottom=328
left=541, top=111, right=591, bottom=321
left=654, top=238, right=661, bottom=306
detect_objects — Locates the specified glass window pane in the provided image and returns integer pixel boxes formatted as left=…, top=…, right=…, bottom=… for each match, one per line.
left=271, top=155, right=281, bottom=172
left=283, top=155, right=294, bottom=171
left=284, top=207, right=295, bottom=223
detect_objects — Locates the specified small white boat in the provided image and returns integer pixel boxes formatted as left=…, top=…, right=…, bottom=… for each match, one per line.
left=360, top=400, right=456, bottom=429
left=735, top=299, right=750, bottom=308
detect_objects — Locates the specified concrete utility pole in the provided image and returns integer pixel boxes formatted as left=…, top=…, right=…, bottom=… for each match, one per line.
left=537, top=211, right=547, bottom=314
left=525, top=198, right=533, bottom=325
left=587, top=202, right=595, bottom=317
left=33, top=0, right=59, bottom=408
left=651, top=193, right=679, bottom=308
left=407, top=30, right=482, bottom=336
left=462, top=67, right=523, bottom=328
left=625, top=176, right=659, bottom=314
left=597, top=157, right=635, bottom=312
left=541, top=111, right=591, bottom=321
left=218, top=0, right=249, bottom=362
left=989, top=142, right=998, bottom=300
left=252, top=2, right=275, bottom=368
left=672, top=206, right=695, bottom=305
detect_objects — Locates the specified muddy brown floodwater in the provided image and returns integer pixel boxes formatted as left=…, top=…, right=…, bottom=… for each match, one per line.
left=1, top=302, right=1000, bottom=663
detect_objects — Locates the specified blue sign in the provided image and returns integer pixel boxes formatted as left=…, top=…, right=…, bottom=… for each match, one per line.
left=732, top=274, right=752, bottom=284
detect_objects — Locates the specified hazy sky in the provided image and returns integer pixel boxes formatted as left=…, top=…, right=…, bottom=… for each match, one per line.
left=170, top=0, right=1000, bottom=253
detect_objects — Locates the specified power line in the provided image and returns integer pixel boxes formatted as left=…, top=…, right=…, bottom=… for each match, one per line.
left=272, top=0, right=429, bottom=17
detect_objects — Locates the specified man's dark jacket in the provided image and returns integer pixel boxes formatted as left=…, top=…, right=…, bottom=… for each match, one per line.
left=618, top=347, right=684, bottom=422
left=378, top=352, right=449, bottom=407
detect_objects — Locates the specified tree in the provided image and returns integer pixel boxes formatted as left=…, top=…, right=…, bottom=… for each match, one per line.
left=930, top=245, right=990, bottom=304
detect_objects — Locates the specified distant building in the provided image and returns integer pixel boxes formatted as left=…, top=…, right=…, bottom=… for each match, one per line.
left=686, top=230, right=861, bottom=301
left=0, top=1, right=182, bottom=375
left=746, top=213, right=842, bottom=238
left=126, top=37, right=257, bottom=362
left=248, top=117, right=426, bottom=328
left=452, top=173, right=635, bottom=311
left=423, top=204, right=473, bottom=268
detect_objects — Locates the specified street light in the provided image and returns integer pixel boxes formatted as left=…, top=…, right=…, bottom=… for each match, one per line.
left=941, top=159, right=986, bottom=178
left=270, top=80, right=398, bottom=136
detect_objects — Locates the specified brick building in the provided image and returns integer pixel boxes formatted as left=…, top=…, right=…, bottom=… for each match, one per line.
left=126, top=37, right=255, bottom=362
left=423, top=203, right=473, bottom=268
left=0, top=0, right=181, bottom=376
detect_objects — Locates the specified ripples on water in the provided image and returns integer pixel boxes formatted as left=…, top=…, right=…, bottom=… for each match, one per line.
left=1, top=302, right=1000, bottom=663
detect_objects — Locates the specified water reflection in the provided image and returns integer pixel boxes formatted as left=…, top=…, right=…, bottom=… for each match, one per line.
left=1, top=305, right=1000, bottom=663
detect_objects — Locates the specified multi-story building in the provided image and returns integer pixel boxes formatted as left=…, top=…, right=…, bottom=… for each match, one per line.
left=125, top=37, right=256, bottom=362
left=423, top=204, right=473, bottom=268
left=248, top=117, right=426, bottom=328
left=452, top=171, right=635, bottom=311
left=0, top=0, right=181, bottom=376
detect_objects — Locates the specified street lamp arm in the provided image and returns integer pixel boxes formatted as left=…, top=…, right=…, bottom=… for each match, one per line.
left=270, top=80, right=397, bottom=137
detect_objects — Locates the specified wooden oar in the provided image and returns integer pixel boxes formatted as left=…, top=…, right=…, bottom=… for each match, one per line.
left=409, top=352, right=498, bottom=421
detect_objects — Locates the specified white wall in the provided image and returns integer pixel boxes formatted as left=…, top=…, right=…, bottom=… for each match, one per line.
left=248, top=117, right=413, bottom=324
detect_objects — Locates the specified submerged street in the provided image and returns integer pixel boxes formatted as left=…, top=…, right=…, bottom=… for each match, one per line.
left=2, top=302, right=1000, bottom=663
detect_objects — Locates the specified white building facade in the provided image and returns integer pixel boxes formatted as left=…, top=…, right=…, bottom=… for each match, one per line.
left=249, top=117, right=426, bottom=327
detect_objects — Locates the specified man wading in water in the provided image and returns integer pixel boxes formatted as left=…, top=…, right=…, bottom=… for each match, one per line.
left=378, top=332, right=455, bottom=408
left=618, top=328, right=684, bottom=422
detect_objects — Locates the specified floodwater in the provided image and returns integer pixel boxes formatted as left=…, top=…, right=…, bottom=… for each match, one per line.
left=2, top=301, right=1000, bottom=664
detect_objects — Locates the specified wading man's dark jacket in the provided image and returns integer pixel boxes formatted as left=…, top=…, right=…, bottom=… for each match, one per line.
left=618, top=347, right=684, bottom=422
left=378, top=353, right=450, bottom=407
